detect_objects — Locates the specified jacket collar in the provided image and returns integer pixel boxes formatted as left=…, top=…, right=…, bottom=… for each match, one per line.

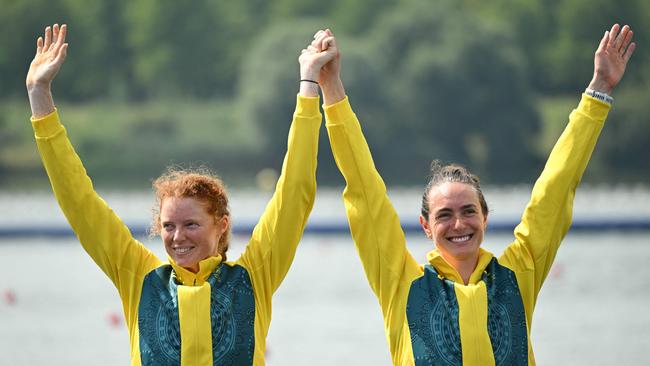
left=168, top=255, right=223, bottom=286
left=426, top=248, right=494, bottom=285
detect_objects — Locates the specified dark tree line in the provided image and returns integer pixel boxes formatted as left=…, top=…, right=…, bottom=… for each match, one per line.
left=1, top=0, right=649, bottom=187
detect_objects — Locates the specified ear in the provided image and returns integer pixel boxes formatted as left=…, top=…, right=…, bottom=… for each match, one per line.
left=217, top=215, right=230, bottom=233
left=483, top=212, right=488, bottom=230
left=419, top=215, right=432, bottom=239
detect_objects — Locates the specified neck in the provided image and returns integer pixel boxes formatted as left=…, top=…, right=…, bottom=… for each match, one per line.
left=446, top=255, right=479, bottom=285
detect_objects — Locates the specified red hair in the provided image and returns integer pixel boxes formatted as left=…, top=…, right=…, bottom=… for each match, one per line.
left=151, top=166, right=231, bottom=260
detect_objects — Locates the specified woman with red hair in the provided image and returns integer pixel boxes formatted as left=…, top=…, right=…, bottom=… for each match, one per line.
left=25, top=24, right=335, bottom=365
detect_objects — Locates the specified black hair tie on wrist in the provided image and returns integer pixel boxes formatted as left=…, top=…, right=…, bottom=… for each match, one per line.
left=300, top=79, right=319, bottom=85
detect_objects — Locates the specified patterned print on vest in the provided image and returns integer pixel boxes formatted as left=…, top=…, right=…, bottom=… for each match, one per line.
left=138, top=264, right=256, bottom=365
left=484, top=258, right=528, bottom=365
left=406, top=260, right=529, bottom=366
left=407, top=265, right=462, bottom=366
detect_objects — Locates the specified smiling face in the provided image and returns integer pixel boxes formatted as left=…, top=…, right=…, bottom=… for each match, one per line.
left=419, top=182, right=488, bottom=269
left=160, top=196, right=229, bottom=273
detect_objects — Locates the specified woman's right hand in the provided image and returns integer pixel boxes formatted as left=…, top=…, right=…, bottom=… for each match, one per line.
left=26, top=24, right=68, bottom=118
left=26, top=24, right=68, bottom=92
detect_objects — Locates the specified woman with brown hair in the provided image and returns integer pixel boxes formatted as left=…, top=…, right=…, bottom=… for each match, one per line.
left=314, top=24, right=635, bottom=365
left=25, top=24, right=335, bottom=365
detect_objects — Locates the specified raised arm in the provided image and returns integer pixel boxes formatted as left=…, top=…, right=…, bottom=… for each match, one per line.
left=319, top=30, right=420, bottom=304
left=502, top=24, right=636, bottom=296
left=587, top=24, right=636, bottom=95
left=26, top=25, right=160, bottom=298
left=236, top=35, right=328, bottom=296
left=26, top=24, right=68, bottom=118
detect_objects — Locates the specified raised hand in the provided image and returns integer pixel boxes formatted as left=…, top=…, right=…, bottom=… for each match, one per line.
left=299, top=29, right=340, bottom=84
left=589, top=24, right=636, bottom=94
left=26, top=24, right=68, bottom=118
left=26, top=24, right=68, bottom=91
left=298, top=29, right=345, bottom=105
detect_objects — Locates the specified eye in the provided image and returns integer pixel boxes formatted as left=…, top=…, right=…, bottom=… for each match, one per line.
left=186, top=222, right=199, bottom=228
left=162, top=223, right=174, bottom=231
left=463, top=208, right=477, bottom=216
left=436, top=212, right=451, bottom=221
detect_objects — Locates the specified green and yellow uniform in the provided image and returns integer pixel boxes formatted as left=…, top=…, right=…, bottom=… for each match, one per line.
left=32, top=96, right=322, bottom=366
left=325, top=94, right=610, bottom=365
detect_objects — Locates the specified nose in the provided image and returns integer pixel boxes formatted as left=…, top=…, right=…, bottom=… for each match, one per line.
left=452, top=215, right=466, bottom=230
left=173, top=227, right=186, bottom=242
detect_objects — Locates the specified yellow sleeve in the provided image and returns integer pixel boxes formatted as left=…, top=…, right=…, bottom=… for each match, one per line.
left=500, top=95, right=610, bottom=299
left=32, top=110, right=162, bottom=331
left=324, top=97, right=421, bottom=307
left=236, top=95, right=321, bottom=303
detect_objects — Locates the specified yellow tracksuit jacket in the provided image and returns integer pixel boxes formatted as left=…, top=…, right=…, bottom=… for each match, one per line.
left=32, top=95, right=322, bottom=365
left=325, top=94, right=610, bottom=365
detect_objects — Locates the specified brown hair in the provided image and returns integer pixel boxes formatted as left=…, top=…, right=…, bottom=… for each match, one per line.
left=150, top=166, right=231, bottom=260
left=421, top=160, right=488, bottom=219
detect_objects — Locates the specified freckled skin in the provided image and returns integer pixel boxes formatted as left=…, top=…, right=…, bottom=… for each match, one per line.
left=160, top=197, right=228, bottom=273
left=419, top=182, right=488, bottom=277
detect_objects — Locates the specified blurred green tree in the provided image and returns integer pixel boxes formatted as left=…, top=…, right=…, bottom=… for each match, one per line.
left=124, top=0, right=265, bottom=99
left=354, top=0, right=541, bottom=184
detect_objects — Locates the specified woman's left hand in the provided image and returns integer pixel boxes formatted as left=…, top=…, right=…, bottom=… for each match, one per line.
left=588, top=24, right=635, bottom=94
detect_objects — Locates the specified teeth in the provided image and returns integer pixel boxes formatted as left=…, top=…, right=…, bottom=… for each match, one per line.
left=174, top=247, right=193, bottom=254
left=450, top=235, right=471, bottom=243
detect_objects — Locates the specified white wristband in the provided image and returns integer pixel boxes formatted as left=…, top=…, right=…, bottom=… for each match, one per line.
left=585, top=88, right=614, bottom=104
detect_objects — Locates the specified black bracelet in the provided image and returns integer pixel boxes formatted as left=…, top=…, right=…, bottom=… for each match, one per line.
left=300, top=79, right=319, bottom=85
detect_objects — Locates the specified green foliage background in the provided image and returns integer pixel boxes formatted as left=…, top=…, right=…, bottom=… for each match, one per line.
left=1, top=0, right=649, bottom=189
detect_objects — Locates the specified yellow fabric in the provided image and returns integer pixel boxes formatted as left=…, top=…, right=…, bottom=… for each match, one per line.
left=33, top=94, right=322, bottom=365
left=178, top=283, right=213, bottom=366
left=325, top=94, right=609, bottom=365
left=426, top=248, right=494, bottom=285
left=455, top=282, right=493, bottom=366
left=171, top=255, right=222, bottom=286
left=497, top=94, right=609, bottom=365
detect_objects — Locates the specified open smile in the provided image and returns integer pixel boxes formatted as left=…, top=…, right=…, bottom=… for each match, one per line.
left=172, top=246, right=195, bottom=255
left=447, top=234, right=473, bottom=243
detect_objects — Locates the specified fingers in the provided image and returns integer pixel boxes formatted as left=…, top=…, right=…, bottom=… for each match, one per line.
left=614, top=25, right=630, bottom=52
left=602, top=24, right=635, bottom=60
left=613, top=24, right=634, bottom=62
left=607, top=24, right=620, bottom=49
left=55, top=24, right=67, bottom=49
left=608, top=24, right=632, bottom=53
left=38, top=23, right=67, bottom=57
left=43, top=26, right=52, bottom=52
left=36, top=37, right=44, bottom=54
left=52, top=24, right=59, bottom=46
left=312, top=31, right=327, bottom=52
left=54, top=43, right=69, bottom=65
left=623, top=42, right=636, bottom=63
left=596, top=30, right=609, bottom=53
left=313, top=29, right=326, bottom=40
left=620, top=28, right=633, bottom=55
left=322, top=36, right=336, bottom=52
left=312, top=28, right=335, bottom=52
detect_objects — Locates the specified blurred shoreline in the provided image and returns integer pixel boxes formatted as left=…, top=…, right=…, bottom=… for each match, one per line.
left=3, top=185, right=650, bottom=238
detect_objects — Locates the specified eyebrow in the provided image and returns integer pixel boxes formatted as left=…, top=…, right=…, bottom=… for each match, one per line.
left=461, top=204, right=477, bottom=210
left=163, top=219, right=201, bottom=225
left=435, top=204, right=477, bottom=215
